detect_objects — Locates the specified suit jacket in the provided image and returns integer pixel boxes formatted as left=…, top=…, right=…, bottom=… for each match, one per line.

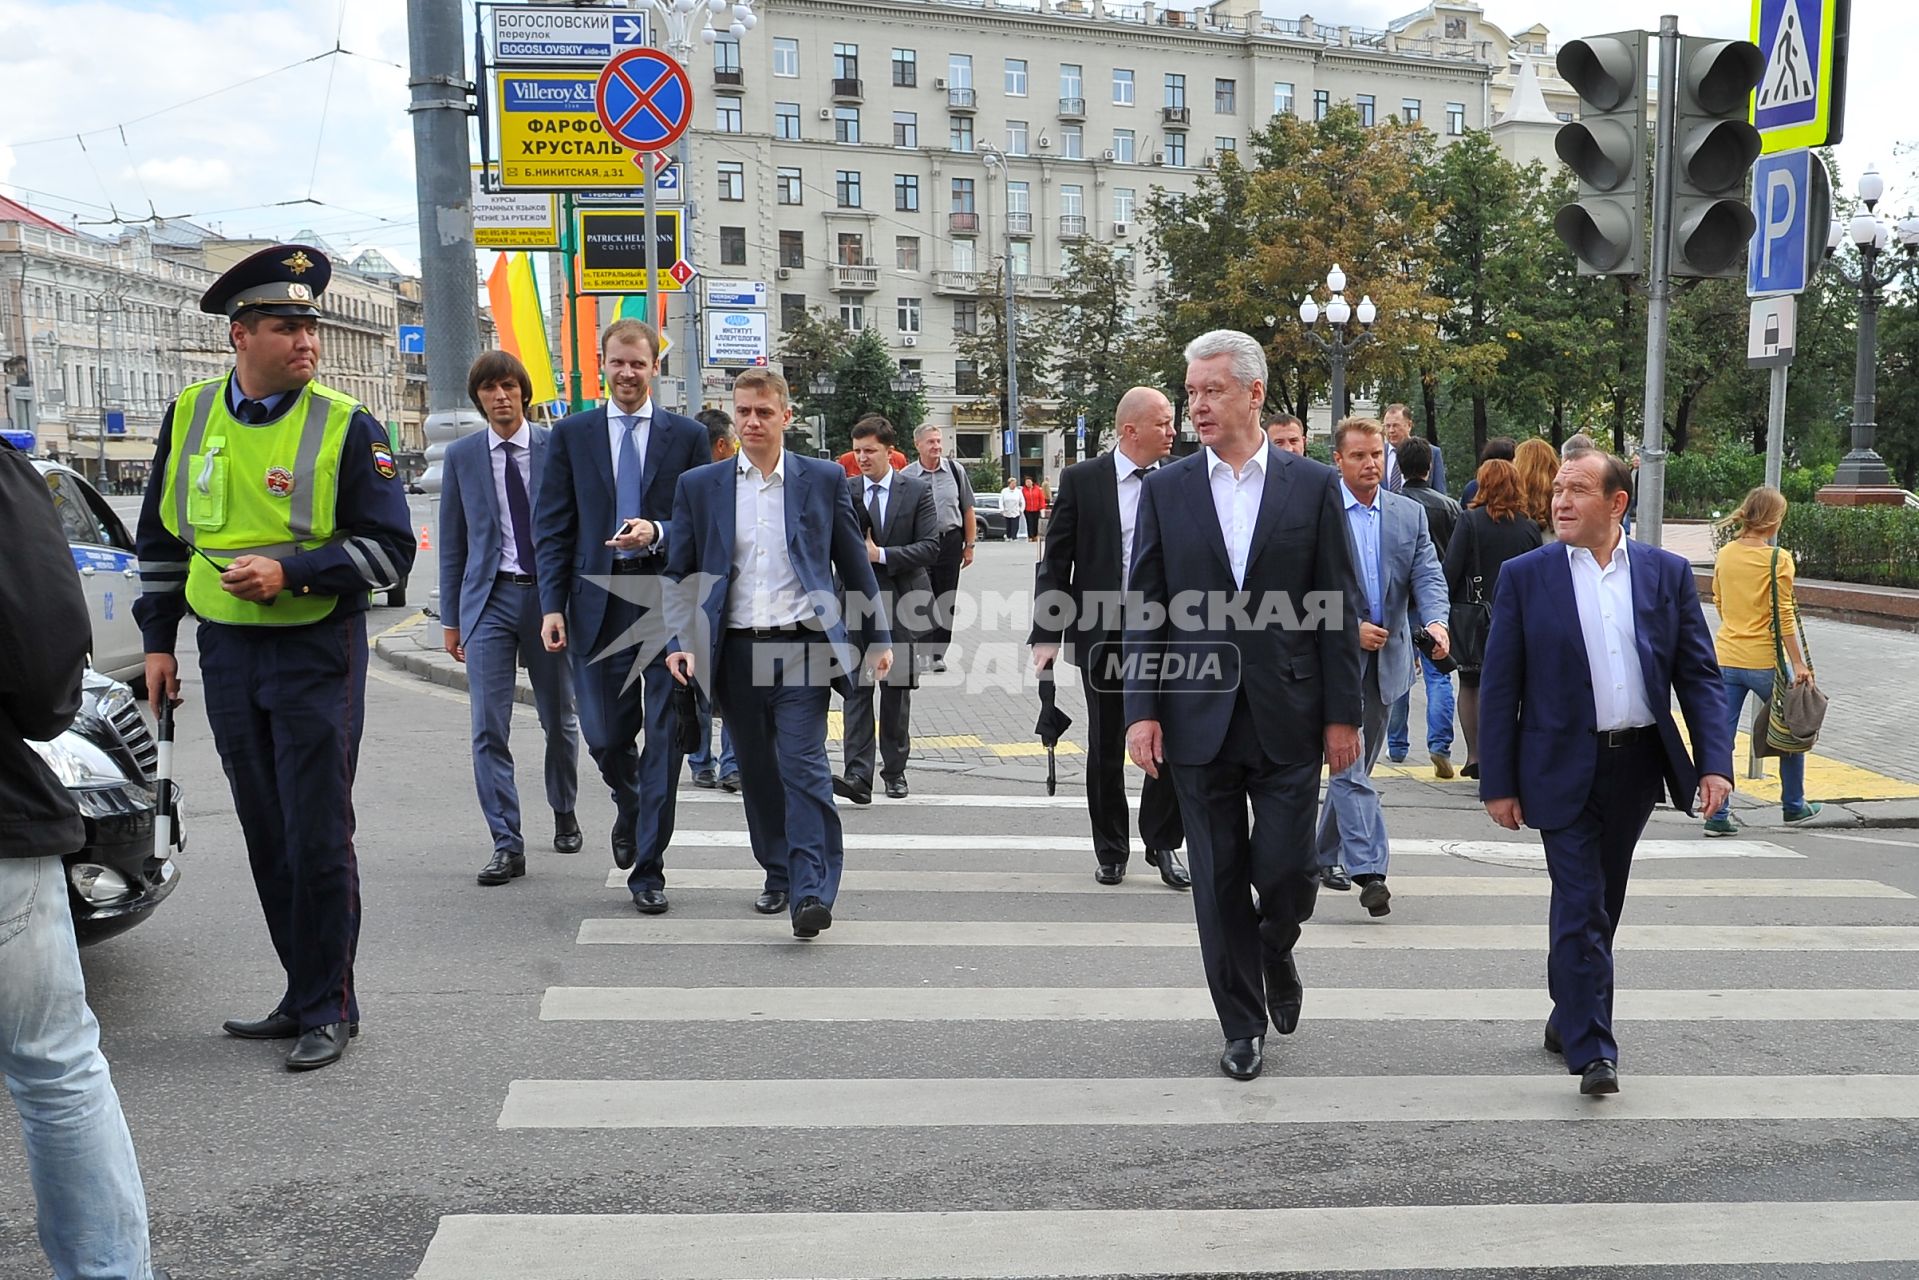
left=664, top=451, right=892, bottom=696
left=848, top=471, right=940, bottom=638
left=439, top=425, right=549, bottom=640
left=1477, top=539, right=1733, bottom=830
left=1027, top=449, right=1135, bottom=665
left=1122, top=446, right=1366, bottom=767
left=1362, top=488, right=1451, bottom=703
left=531, top=402, right=707, bottom=648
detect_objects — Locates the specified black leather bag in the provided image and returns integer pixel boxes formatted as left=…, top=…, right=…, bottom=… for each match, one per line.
left=670, top=679, right=703, bottom=756
left=1448, top=513, right=1493, bottom=675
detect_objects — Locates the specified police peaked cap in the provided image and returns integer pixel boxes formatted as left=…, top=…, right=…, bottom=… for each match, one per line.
left=200, top=244, right=332, bottom=319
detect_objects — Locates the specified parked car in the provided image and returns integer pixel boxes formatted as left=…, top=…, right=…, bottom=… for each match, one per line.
left=32, top=461, right=144, bottom=688
left=25, top=668, right=184, bottom=945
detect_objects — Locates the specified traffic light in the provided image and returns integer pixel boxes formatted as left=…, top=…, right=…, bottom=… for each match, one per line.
left=1553, top=31, right=1650, bottom=276
left=1669, top=36, right=1765, bottom=277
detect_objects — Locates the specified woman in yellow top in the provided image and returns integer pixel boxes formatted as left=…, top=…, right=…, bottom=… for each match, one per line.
left=1705, top=485, right=1820, bottom=835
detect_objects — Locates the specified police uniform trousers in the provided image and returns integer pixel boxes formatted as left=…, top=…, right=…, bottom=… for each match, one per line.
left=198, top=611, right=366, bottom=1032
left=1080, top=637, right=1183, bottom=866
left=1542, top=728, right=1665, bottom=1073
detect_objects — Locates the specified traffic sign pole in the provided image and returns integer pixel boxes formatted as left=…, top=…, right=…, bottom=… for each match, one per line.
left=1766, top=363, right=1789, bottom=490
left=1637, top=15, right=1681, bottom=551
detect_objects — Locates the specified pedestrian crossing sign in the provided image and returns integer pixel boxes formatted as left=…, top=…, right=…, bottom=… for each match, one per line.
left=1750, top=0, right=1847, bottom=153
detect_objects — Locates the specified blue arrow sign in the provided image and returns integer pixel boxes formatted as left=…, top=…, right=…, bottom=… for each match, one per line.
left=613, top=15, right=646, bottom=45
left=398, top=324, right=426, bottom=355
left=1748, top=149, right=1829, bottom=297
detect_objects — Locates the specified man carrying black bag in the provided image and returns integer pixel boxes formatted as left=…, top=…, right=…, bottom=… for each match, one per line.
left=1443, top=457, right=1543, bottom=780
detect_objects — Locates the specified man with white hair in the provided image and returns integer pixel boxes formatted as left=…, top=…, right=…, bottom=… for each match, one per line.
left=1123, top=330, right=1366, bottom=1082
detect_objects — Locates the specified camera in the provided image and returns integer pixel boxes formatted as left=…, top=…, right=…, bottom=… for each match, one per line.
left=1412, top=626, right=1457, bottom=675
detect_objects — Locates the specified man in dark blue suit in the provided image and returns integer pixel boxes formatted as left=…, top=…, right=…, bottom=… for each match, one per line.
left=1478, top=449, right=1732, bottom=1096
left=664, top=368, right=891, bottom=936
left=532, top=319, right=707, bottom=914
left=1123, top=330, right=1366, bottom=1082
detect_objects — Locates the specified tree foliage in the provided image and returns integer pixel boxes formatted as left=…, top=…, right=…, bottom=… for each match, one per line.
left=778, top=313, right=925, bottom=456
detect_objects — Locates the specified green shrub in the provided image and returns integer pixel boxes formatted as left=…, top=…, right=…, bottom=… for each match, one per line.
left=1662, top=451, right=1836, bottom=519
left=1712, top=501, right=1919, bottom=588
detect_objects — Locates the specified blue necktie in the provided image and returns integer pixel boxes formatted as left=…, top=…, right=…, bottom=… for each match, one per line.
left=615, top=416, right=644, bottom=559
left=504, top=442, right=537, bottom=575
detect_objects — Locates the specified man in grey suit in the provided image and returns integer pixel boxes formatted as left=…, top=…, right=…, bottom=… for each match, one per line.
left=440, top=351, right=582, bottom=886
left=1315, top=415, right=1450, bottom=916
left=837, top=416, right=941, bottom=802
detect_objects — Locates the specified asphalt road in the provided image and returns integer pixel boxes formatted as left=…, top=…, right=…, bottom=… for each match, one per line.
left=4, top=495, right=1915, bottom=1279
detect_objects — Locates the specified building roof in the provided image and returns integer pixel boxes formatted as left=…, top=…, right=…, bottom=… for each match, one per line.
left=1502, top=56, right=1559, bottom=124
left=0, top=194, right=72, bottom=234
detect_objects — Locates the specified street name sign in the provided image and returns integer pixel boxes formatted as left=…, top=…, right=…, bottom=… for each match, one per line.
left=704, top=279, right=767, bottom=309
left=469, top=166, right=561, bottom=248
left=575, top=208, right=688, bottom=294
left=492, top=6, right=648, bottom=65
left=1748, top=295, right=1798, bottom=368
left=573, top=157, right=681, bottom=204
left=1751, top=0, right=1848, bottom=153
left=1747, top=148, right=1830, bottom=297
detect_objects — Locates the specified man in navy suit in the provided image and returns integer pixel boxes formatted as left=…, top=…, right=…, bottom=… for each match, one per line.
left=441, top=352, right=581, bottom=886
left=1124, top=330, right=1365, bottom=1082
left=664, top=368, right=891, bottom=936
left=532, top=319, right=707, bottom=914
left=1478, top=448, right=1732, bottom=1097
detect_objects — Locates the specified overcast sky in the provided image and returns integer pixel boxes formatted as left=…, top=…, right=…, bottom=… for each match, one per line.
left=0, top=0, right=1908, bottom=269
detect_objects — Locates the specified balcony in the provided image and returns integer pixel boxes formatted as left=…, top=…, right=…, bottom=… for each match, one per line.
left=1005, top=212, right=1034, bottom=237
left=833, top=264, right=881, bottom=291
left=1057, top=96, right=1086, bottom=120
left=1161, top=106, right=1191, bottom=127
left=948, top=211, right=979, bottom=234
left=1013, top=274, right=1059, bottom=299
left=1058, top=214, right=1088, bottom=238
left=948, top=86, right=978, bottom=111
left=933, top=270, right=983, bottom=295
left=715, top=68, right=744, bottom=88
left=832, top=77, right=863, bottom=102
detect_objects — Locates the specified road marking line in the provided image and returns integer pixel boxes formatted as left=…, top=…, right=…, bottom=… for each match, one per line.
left=539, top=985, right=1919, bottom=1024
left=659, top=831, right=1803, bottom=859
left=1796, top=830, right=1919, bottom=849
left=414, top=1200, right=1919, bottom=1278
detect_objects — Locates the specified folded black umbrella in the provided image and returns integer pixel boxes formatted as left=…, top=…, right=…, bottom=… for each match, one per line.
left=1034, top=672, right=1074, bottom=796
left=670, top=679, right=702, bottom=756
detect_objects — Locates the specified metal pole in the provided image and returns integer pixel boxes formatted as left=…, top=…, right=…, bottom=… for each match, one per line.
left=676, top=132, right=699, bottom=414
left=643, top=156, right=659, bottom=392
left=95, top=299, right=106, bottom=485
left=563, top=194, right=584, bottom=411
left=1834, top=244, right=1892, bottom=486
left=1764, top=362, right=1788, bottom=491
left=1635, top=14, right=1680, bottom=549
left=1003, top=248, right=1020, bottom=481
left=1329, top=339, right=1346, bottom=422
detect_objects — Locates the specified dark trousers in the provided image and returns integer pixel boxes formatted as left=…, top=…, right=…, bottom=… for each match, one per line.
left=571, top=593, right=681, bottom=895
left=199, top=612, right=367, bottom=1032
left=925, top=527, right=964, bottom=655
left=1541, top=736, right=1665, bottom=1072
left=842, top=679, right=911, bottom=784
left=1079, top=650, right=1183, bottom=863
left=717, top=634, right=844, bottom=916
left=1169, top=691, right=1321, bottom=1041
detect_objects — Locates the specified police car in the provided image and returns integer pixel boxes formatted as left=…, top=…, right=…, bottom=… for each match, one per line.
left=32, top=461, right=145, bottom=688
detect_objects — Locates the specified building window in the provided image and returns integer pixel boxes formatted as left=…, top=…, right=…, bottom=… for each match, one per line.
left=835, top=170, right=862, bottom=207
left=778, top=230, right=805, bottom=268
left=1060, top=63, right=1082, bottom=98
left=1163, top=73, right=1185, bottom=109
left=833, top=43, right=859, bottom=81
left=948, top=53, right=972, bottom=88
left=1274, top=81, right=1295, bottom=115
left=781, top=293, right=807, bottom=328
left=1112, top=68, right=1134, bottom=105
left=896, top=236, right=921, bottom=270
left=1006, top=120, right=1028, bottom=155
left=895, top=173, right=920, bottom=211
left=897, top=296, right=922, bottom=333
left=839, top=296, right=865, bottom=329
left=1313, top=89, right=1330, bottom=121
left=1113, top=129, right=1134, bottom=164
left=1214, top=78, right=1236, bottom=113
left=951, top=177, right=976, bottom=213
left=717, top=161, right=745, bottom=201
left=777, top=167, right=803, bottom=204
left=1113, top=187, right=1136, bottom=222
left=893, top=110, right=918, bottom=147
left=773, top=37, right=799, bottom=77
left=1401, top=97, right=1422, bottom=123
left=1059, top=183, right=1084, bottom=216
left=714, top=37, right=742, bottom=75
left=835, top=106, right=861, bottom=143
left=1165, top=133, right=1185, bottom=166
left=1061, top=123, right=1082, bottom=159
left=1215, top=135, right=1236, bottom=156
left=837, top=233, right=866, bottom=265
left=1009, top=241, right=1030, bottom=276
left=950, top=115, right=974, bottom=152
left=1006, top=180, right=1030, bottom=214
left=892, top=47, right=916, bottom=86
left=1447, top=101, right=1467, bottom=135
left=774, top=101, right=801, bottom=139
left=954, top=299, right=978, bottom=334
left=952, top=239, right=977, bottom=271
left=1005, top=58, right=1027, bottom=96
left=720, top=226, right=747, bottom=266
left=956, top=358, right=981, bottom=395
left=715, top=95, right=744, bottom=132
left=1356, top=94, right=1375, bottom=126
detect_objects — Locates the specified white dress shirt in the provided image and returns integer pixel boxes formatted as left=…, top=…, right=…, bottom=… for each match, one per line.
left=1113, top=443, right=1157, bottom=593
left=729, top=449, right=812, bottom=629
left=862, top=468, right=892, bottom=565
left=1567, top=538, right=1656, bottom=731
left=1203, top=444, right=1269, bottom=588
left=606, top=398, right=653, bottom=489
left=486, top=421, right=533, bottom=574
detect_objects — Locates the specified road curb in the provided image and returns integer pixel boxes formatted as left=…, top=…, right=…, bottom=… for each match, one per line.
left=373, top=619, right=543, bottom=709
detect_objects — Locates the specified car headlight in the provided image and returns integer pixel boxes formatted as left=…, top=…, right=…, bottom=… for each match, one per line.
left=26, top=734, right=131, bottom=788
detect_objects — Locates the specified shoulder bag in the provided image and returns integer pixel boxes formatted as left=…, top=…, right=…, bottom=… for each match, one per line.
left=1764, top=545, right=1829, bottom=753
left=1448, top=512, right=1493, bottom=675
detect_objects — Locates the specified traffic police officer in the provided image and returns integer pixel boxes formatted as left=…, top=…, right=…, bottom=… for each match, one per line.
left=133, top=244, right=414, bottom=1072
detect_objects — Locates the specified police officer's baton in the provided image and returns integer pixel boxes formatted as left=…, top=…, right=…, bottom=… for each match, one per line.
left=152, top=697, right=176, bottom=860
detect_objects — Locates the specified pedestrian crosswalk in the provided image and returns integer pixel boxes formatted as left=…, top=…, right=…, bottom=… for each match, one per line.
left=413, top=788, right=1919, bottom=1279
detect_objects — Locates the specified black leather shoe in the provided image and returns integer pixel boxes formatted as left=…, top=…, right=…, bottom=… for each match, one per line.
left=477, top=850, right=526, bottom=886
left=633, top=889, right=669, bottom=915
left=793, top=895, right=833, bottom=938
left=553, top=811, right=583, bottom=854
left=1359, top=879, right=1393, bottom=917
left=884, top=776, right=909, bottom=799
left=1094, top=862, right=1124, bottom=886
left=224, top=1010, right=358, bottom=1040
left=611, top=833, right=637, bottom=871
left=1321, top=864, right=1354, bottom=891
left=286, top=1023, right=351, bottom=1072
left=1543, top=1023, right=1563, bottom=1056
left=1220, top=1036, right=1264, bottom=1081
left=1265, top=952, right=1304, bottom=1035
left=1580, top=1059, right=1620, bottom=1095
left=692, top=769, right=718, bottom=789
left=1144, top=848, right=1191, bottom=890
left=754, top=889, right=789, bottom=915
left=833, top=774, right=873, bottom=805
left=720, top=773, right=742, bottom=793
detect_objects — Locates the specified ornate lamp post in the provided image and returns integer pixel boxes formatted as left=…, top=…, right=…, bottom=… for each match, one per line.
left=1820, top=165, right=1919, bottom=499
left=1297, top=265, right=1377, bottom=422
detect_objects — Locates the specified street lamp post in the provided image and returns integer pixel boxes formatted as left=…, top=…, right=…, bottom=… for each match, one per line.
left=808, top=370, right=835, bottom=455
left=979, top=146, right=1019, bottom=483
left=1296, top=265, right=1377, bottom=424
left=1819, top=166, right=1919, bottom=497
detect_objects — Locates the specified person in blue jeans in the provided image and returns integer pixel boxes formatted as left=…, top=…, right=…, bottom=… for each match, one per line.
left=687, top=695, right=739, bottom=791
left=1386, top=438, right=1458, bottom=775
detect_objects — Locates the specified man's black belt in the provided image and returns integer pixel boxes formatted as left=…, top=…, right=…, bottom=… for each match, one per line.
left=610, top=558, right=656, bottom=575
left=1597, top=725, right=1655, bottom=748
left=726, top=624, right=817, bottom=640
left=495, top=571, right=535, bottom=586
